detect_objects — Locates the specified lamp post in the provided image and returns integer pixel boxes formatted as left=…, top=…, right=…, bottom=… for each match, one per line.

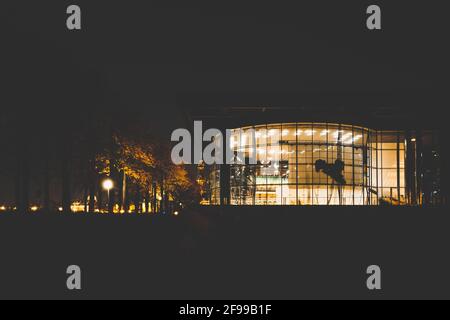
left=102, top=178, right=114, bottom=212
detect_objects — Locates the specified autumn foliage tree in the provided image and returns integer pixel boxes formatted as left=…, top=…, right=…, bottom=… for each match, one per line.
left=93, top=131, right=198, bottom=213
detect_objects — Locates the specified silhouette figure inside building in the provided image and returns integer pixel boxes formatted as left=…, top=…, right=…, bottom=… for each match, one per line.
left=315, top=159, right=346, bottom=185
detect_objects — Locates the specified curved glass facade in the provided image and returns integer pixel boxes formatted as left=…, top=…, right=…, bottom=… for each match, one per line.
left=209, top=123, right=408, bottom=206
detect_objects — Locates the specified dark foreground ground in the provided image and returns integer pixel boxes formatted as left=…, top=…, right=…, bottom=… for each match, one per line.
left=0, top=205, right=449, bottom=299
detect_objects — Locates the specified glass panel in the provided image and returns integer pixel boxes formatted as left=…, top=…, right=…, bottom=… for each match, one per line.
left=381, top=150, right=397, bottom=169
left=223, top=123, right=408, bottom=206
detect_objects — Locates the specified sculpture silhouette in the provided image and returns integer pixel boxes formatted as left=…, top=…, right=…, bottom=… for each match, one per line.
left=314, top=159, right=346, bottom=185
left=314, top=159, right=346, bottom=205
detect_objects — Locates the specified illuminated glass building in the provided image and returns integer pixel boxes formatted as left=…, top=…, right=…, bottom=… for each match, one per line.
left=187, top=105, right=445, bottom=207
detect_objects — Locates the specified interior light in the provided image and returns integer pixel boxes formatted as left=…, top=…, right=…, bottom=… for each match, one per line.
left=342, top=133, right=353, bottom=140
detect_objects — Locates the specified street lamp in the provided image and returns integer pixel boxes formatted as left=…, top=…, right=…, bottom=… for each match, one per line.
left=102, top=178, right=114, bottom=212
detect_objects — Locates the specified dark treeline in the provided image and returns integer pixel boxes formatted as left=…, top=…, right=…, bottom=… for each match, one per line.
left=0, top=108, right=199, bottom=214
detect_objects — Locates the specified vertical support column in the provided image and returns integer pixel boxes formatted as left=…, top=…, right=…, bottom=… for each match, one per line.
left=416, top=130, right=423, bottom=205
left=351, top=126, right=355, bottom=206
left=405, top=131, right=412, bottom=205
left=375, top=131, right=379, bottom=205
left=220, top=127, right=230, bottom=206
left=296, top=123, right=299, bottom=205
left=397, top=132, right=401, bottom=205
left=325, top=123, right=328, bottom=206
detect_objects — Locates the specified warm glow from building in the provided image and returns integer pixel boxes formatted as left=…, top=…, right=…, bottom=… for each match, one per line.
left=70, top=202, right=85, bottom=213
left=209, top=122, right=411, bottom=206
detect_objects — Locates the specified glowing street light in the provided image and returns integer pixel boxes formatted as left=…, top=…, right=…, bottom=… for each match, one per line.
left=102, top=178, right=114, bottom=212
left=102, top=179, right=114, bottom=191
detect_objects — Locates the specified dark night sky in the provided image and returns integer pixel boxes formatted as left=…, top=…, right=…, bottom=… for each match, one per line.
left=2, top=1, right=448, bottom=136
